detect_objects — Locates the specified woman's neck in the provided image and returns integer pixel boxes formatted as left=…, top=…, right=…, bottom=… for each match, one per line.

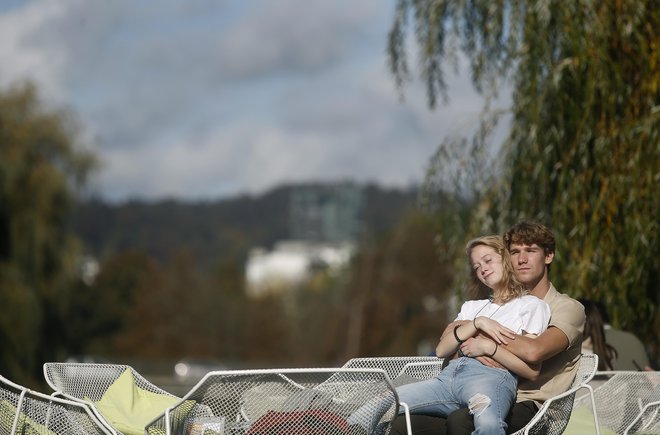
left=490, top=286, right=504, bottom=301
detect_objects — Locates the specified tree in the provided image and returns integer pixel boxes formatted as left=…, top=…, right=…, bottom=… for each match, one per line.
left=80, top=249, right=155, bottom=357
left=0, top=82, right=97, bottom=384
left=342, top=210, right=455, bottom=359
left=389, top=0, right=659, bottom=359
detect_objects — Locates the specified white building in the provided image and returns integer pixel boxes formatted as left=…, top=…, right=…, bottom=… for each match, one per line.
left=245, top=240, right=353, bottom=298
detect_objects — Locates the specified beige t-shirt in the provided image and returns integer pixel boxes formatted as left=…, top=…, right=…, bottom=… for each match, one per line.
left=516, top=284, right=585, bottom=406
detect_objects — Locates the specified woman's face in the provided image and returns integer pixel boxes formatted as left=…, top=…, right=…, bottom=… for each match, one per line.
left=470, top=244, right=504, bottom=290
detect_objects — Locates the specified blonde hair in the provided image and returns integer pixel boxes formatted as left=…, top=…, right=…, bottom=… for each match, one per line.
left=466, top=235, right=526, bottom=303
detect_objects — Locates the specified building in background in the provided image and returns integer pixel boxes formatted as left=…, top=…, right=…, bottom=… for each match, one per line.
left=289, top=183, right=363, bottom=243
left=246, top=183, right=363, bottom=297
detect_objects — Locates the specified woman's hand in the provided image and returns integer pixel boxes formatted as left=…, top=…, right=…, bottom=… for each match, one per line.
left=474, top=316, right=516, bottom=344
left=435, top=320, right=470, bottom=358
left=459, top=336, right=497, bottom=358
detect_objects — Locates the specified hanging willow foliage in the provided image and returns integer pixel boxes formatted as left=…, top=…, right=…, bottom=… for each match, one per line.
left=389, top=0, right=659, bottom=357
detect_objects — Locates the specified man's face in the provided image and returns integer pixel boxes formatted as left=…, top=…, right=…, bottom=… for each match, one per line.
left=508, top=243, right=554, bottom=286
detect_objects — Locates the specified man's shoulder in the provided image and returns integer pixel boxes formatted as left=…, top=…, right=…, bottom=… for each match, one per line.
left=544, top=284, right=585, bottom=343
left=544, top=284, right=583, bottom=313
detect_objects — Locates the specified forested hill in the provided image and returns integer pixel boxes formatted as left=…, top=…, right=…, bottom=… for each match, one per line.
left=71, top=182, right=419, bottom=268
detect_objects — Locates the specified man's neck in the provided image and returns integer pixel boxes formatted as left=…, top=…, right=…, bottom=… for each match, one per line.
left=527, top=274, right=551, bottom=299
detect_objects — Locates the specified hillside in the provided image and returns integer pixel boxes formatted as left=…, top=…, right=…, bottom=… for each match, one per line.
left=72, top=182, right=420, bottom=268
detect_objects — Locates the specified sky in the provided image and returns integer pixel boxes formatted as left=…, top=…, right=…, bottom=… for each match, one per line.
left=0, top=0, right=500, bottom=203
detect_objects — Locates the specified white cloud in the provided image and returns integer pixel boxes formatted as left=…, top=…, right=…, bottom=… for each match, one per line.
left=0, top=0, right=72, bottom=99
left=0, top=0, right=510, bottom=202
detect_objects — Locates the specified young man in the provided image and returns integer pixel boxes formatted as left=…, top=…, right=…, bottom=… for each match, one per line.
left=390, top=221, right=585, bottom=434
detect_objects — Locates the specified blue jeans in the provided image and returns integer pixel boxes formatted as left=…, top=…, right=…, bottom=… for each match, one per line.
left=396, top=357, right=517, bottom=435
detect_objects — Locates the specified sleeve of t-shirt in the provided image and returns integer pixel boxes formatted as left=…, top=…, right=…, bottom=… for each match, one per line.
left=455, top=303, right=468, bottom=321
left=549, top=296, right=585, bottom=348
left=455, top=300, right=477, bottom=321
left=519, top=298, right=552, bottom=336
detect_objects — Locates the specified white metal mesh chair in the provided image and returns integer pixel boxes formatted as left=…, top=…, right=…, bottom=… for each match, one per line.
left=393, top=360, right=445, bottom=387
left=624, top=399, right=660, bottom=435
left=511, top=353, right=600, bottom=435
left=43, top=362, right=179, bottom=435
left=0, top=373, right=111, bottom=435
left=145, top=368, right=400, bottom=435
left=573, top=370, right=660, bottom=435
left=342, top=357, right=440, bottom=383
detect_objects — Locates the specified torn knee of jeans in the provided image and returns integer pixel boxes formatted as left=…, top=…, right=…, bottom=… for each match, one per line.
left=468, top=393, right=491, bottom=417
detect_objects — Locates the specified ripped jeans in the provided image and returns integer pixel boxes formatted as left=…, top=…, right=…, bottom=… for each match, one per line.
left=395, top=357, right=517, bottom=435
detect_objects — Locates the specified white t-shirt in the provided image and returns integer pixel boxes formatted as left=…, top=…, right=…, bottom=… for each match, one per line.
left=456, top=295, right=551, bottom=336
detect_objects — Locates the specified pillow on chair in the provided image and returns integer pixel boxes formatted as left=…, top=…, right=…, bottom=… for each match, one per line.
left=93, top=369, right=179, bottom=435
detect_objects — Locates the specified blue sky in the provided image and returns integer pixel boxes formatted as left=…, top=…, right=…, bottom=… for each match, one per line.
left=0, top=0, right=500, bottom=202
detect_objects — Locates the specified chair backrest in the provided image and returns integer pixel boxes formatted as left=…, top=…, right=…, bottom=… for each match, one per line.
left=145, top=368, right=399, bottom=435
left=43, top=362, right=178, bottom=435
left=511, top=353, right=599, bottom=435
left=393, top=360, right=445, bottom=387
left=342, top=356, right=438, bottom=382
left=624, top=399, right=660, bottom=435
left=571, top=354, right=599, bottom=388
left=574, top=370, right=660, bottom=435
left=0, top=374, right=111, bottom=435
left=43, top=363, right=173, bottom=402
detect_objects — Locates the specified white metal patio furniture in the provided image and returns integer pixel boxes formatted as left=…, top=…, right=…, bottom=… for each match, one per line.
left=342, top=356, right=441, bottom=383
left=511, top=353, right=600, bottom=435
left=43, top=362, right=180, bottom=435
left=0, top=373, right=111, bottom=435
left=145, top=368, right=401, bottom=435
left=393, top=360, right=445, bottom=387
left=573, top=370, right=660, bottom=434
left=624, top=399, right=660, bottom=435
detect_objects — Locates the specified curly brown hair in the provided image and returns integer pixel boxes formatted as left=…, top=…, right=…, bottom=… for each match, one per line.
left=466, top=235, right=526, bottom=303
left=503, top=220, right=556, bottom=254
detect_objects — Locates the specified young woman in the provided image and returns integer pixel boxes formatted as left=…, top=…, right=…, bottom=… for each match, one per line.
left=578, top=299, right=617, bottom=371
left=395, top=235, right=551, bottom=435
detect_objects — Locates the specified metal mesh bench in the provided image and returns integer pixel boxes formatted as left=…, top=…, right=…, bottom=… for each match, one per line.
left=43, top=362, right=179, bottom=435
left=511, top=353, right=599, bottom=435
left=573, top=370, right=660, bottom=435
left=624, top=399, right=659, bottom=435
left=393, top=360, right=445, bottom=387
left=0, top=373, right=110, bottom=435
left=342, top=357, right=441, bottom=382
left=145, top=368, right=400, bottom=435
